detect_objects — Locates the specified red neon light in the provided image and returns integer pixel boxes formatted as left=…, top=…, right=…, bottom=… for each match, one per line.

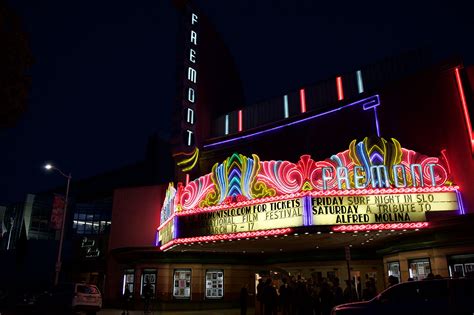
left=238, top=109, right=243, bottom=132
left=332, top=222, right=429, bottom=232
left=299, top=89, right=306, bottom=113
left=455, top=67, right=474, bottom=152
left=185, top=173, right=190, bottom=185
left=440, top=149, right=452, bottom=174
left=336, top=76, right=344, bottom=100
left=160, top=228, right=292, bottom=251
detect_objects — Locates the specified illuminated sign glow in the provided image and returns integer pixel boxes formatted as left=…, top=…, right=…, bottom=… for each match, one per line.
left=178, top=198, right=304, bottom=237
left=312, top=192, right=458, bottom=225
left=173, top=138, right=453, bottom=213
left=158, top=137, right=461, bottom=248
left=175, top=10, right=200, bottom=172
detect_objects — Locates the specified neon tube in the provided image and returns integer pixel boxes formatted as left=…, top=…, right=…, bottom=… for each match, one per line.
left=454, top=67, right=474, bottom=152
left=303, top=195, right=313, bottom=226
left=373, top=106, right=381, bottom=137
left=455, top=189, right=465, bottom=215
left=225, top=114, right=229, bottom=135
left=204, top=95, right=380, bottom=148
left=284, top=94, right=289, bottom=118
left=336, top=76, right=344, bottom=101
left=300, top=89, right=307, bottom=113
left=238, top=110, right=243, bottom=132
left=332, top=222, right=429, bottom=232
left=356, top=70, right=364, bottom=94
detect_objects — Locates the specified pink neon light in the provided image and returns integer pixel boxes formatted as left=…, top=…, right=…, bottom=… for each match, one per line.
left=336, top=76, right=344, bottom=101
left=238, top=110, right=243, bottom=132
left=299, top=89, right=306, bottom=113
left=332, top=222, right=429, bottom=232
left=185, top=173, right=190, bottom=185
left=455, top=67, right=474, bottom=152
left=160, top=228, right=292, bottom=251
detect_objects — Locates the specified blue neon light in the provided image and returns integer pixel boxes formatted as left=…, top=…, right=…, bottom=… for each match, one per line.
left=373, top=107, right=381, bottom=137
left=455, top=189, right=465, bottom=215
left=204, top=95, right=381, bottom=148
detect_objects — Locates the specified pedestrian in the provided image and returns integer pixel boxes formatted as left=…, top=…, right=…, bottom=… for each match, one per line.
left=240, top=283, right=249, bottom=315
left=279, top=278, right=291, bottom=315
left=332, top=278, right=344, bottom=306
left=319, top=281, right=334, bottom=315
left=343, top=280, right=357, bottom=302
left=256, top=278, right=265, bottom=315
left=143, top=281, right=153, bottom=313
left=122, top=287, right=131, bottom=315
left=262, top=279, right=278, bottom=315
left=388, top=275, right=399, bottom=287
left=362, top=280, right=376, bottom=301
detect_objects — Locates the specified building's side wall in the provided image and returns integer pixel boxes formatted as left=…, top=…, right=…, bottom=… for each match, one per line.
left=109, top=185, right=166, bottom=251
left=106, top=259, right=255, bottom=309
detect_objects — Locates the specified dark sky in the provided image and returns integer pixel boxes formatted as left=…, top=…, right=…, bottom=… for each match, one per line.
left=2, top=0, right=474, bottom=204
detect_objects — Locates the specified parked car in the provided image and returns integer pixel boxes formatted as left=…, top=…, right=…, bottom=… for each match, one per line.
left=37, top=282, right=102, bottom=315
left=331, top=278, right=474, bottom=315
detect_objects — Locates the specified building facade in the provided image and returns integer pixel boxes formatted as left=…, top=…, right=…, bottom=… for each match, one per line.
left=104, top=1, right=474, bottom=311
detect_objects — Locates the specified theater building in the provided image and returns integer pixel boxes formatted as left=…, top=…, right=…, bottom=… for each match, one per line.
left=104, top=1, right=474, bottom=310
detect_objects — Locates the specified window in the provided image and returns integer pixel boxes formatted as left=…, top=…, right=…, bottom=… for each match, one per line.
left=72, top=200, right=112, bottom=235
left=205, top=270, right=224, bottom=299
left=387, top=261, right=401, bottom=282
left=140, top=269, right=157, bottom=296
left=408, top=258, right=431, bottom=280
left=122, top=269, right=135, bottom=294
left=173, top=269, right=191, bottom=299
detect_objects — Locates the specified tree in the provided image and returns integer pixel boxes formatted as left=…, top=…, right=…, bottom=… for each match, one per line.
left=0, top=0, right=33, bottom=128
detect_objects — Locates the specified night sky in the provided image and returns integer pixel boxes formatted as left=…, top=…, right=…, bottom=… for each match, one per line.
left=2, top=0, right=474, bottom=204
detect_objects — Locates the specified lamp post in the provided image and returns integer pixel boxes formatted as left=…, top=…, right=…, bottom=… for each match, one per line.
left=44, top=163, right=71, bottom=286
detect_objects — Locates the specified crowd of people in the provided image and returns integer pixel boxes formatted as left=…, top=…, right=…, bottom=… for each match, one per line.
left=249, top=275, right=378, bottom=315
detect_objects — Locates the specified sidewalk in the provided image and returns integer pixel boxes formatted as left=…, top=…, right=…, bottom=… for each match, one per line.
left=99, top=308, right=254, bottom=315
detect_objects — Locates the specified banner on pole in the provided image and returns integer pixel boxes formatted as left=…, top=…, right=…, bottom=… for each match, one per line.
left=50, top=195, right=65, bottom=230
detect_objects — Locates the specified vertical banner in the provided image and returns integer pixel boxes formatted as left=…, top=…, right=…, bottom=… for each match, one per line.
left=50, top=195, right=65, bottom=230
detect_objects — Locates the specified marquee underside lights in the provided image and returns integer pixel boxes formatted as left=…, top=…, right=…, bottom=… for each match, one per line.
left=332, top=222, right=429, bottom=232
left=160, top=228, right=292, bottom=251
left=157, top=137, right=462, bottom=249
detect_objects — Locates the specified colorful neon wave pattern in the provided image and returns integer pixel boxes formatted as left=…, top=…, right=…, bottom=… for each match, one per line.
left=161, top=183, right=177, bottom=223
left=160, top=137, right=452, bottom=214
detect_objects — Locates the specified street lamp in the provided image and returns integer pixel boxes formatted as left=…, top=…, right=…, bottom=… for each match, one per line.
left=44, top=163, right=72, bottom=286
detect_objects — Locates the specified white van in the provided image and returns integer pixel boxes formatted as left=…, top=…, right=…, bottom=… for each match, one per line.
left=38, top=282, right=102, bottom=315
